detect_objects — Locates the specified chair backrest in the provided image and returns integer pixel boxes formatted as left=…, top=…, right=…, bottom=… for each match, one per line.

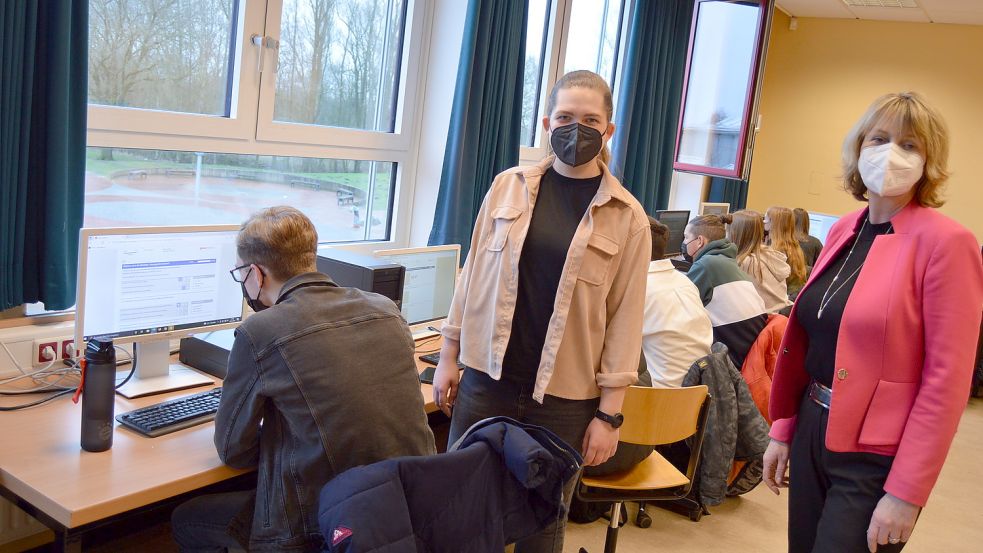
left=618, top=385, right=710, bottom=446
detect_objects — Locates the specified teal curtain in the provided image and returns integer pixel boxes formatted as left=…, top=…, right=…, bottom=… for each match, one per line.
left=708, top=177, right=749, bottom=211
left=1, top=0, right=87, bottom=310
left=610, top=0, right=695, bottom=213
left=429, top=0, right=528, bottom=254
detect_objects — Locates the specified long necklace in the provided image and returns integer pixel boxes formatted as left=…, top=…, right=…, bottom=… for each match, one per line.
left=816, top=219, right=892, bottom=319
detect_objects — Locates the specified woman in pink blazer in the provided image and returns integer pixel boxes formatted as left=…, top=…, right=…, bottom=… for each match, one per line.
left=762, top=92, right=983, bottom=553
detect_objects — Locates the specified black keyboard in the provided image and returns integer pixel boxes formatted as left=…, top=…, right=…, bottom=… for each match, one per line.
left=117, top=388, right=222, bottom=438
left=418, top=352, right=466, bottom=369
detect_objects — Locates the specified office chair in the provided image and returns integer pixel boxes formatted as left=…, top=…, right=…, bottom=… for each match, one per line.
left=576, top=385, right=711, bottom=553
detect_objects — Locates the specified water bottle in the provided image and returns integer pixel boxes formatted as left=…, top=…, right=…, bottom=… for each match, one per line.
left=81, top=338, right=116, bottom=452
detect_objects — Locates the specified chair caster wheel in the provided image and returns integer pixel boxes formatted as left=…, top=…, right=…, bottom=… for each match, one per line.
left=636, top=509, right=652, bottom=528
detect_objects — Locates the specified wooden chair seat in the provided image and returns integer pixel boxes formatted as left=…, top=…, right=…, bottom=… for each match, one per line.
left=581, top=450, right=689, bottom=491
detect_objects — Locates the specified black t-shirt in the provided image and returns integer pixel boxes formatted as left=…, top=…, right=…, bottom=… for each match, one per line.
left=502, top=168, right=601, bottom=385
left=795, top=216, right=893, bottom=387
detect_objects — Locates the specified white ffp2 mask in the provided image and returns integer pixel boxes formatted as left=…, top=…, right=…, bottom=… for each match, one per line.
left=858, top=142, right=924, bottom=197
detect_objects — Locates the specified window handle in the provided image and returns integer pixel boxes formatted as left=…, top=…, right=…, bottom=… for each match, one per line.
left=251, top=35, right=280, bottom=74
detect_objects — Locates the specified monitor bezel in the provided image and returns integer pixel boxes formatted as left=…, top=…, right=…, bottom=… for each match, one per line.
left=373, top=244, right=461, bottom=326
left=75, top=224, right=245, bottom=351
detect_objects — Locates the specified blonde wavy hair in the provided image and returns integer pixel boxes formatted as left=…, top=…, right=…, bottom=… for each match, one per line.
left=842, top=92, right=950, bottom=207
left=545, top=70, right=614, bottom=166
left=766, top=207, right=806, bottom=287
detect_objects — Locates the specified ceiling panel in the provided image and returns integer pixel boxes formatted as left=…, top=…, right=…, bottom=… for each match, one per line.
left=777, top=0, right=983, bottom=24
left=846, top=6, right=932, bottom=21
left=777, top=0, right=856, bottom=18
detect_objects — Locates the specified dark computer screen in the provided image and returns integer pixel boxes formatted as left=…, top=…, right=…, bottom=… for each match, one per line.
left=654, top=210, right=691, bottom=257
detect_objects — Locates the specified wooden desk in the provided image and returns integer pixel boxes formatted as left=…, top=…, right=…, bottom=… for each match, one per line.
left=0, top=342, right=443, bottom=551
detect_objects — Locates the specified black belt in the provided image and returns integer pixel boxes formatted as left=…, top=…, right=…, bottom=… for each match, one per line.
left=809, top=381, right=832, bottom=409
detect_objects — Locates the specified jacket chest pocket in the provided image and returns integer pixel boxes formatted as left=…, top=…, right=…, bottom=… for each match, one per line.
left=578, top=233, right=619, bottom=286
left=485, top=206, right=522, bottom=252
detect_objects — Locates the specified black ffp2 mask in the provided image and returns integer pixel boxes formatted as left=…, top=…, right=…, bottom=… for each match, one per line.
left=550, top=122, right=604, bottom=167
left=240, top=271, right=268, bottom=313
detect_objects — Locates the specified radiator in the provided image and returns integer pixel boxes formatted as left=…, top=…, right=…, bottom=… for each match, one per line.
left=0, top=497, right=47, bottom=547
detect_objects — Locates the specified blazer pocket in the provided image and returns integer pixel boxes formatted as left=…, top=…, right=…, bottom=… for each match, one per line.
left=485, top=206, right=522, bottom=252
left=858, top=379, right=919, bottom=447
left=578, top=232, right=620, bottom=286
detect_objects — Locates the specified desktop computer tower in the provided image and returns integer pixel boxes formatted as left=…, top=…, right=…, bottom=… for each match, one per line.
left=315, top=247, right=405, bottom=308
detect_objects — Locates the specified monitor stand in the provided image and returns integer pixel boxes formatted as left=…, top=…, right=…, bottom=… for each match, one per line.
left=115, top=340, right=215, bottom=399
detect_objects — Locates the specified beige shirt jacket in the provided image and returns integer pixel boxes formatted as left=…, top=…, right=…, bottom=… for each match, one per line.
left=441, top=156, right=651, bottom=403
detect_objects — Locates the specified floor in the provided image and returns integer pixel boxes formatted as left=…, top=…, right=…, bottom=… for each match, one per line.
left=565, top=398, right=983, bottom=553
left=18, top=398, right=983, bottom=552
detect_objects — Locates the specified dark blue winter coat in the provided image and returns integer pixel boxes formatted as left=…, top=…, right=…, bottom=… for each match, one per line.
left=317, top=417, right=582, bottom=552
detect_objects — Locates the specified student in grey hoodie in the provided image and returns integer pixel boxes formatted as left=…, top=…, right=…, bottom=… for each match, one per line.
left=682, top=215, right=768, bottom=369
left=727, top=210, right=794, bottom=314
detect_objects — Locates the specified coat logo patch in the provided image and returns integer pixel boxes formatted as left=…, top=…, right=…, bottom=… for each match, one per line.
left=332, top=526, right=353, bottom=546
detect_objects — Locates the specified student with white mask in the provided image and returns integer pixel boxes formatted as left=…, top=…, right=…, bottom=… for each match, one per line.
left=763, top=92, right=983, bottom=553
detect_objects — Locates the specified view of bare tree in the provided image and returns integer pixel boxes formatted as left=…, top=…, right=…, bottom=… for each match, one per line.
left=89, top=0, right=234, bottom=115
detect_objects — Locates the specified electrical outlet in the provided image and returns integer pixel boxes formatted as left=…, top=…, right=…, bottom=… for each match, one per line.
left=61, top=339, right=77, bottom=360
left=34, top=340, right=58, bottom=365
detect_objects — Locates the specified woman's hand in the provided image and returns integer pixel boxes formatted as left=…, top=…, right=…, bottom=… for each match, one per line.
left=431, top=358, right=460, bottom=417
left=866, top=493, right=920, bottom=552
left=762, top=439, right=791, bottom=494
left=581, top=418, right=619, bottom=466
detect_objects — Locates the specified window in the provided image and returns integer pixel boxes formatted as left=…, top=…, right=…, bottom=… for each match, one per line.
left=88, top=0, right=239, bottom=116
left=518, top=0, right=630, bottom=153
left=85, top=147, right=394, bottom=242
left=562, top=0, right=625, bottom=86
left=85, top=0, right=425, bottom=246
left=520, top=0, right=552, bottom=147
left=674, top=0, right=769, bottom=178
left=274, top=0, right=407, bottom=131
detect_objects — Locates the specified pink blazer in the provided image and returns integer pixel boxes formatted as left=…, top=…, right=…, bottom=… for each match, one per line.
left=769, top=201, right=983, bottom=506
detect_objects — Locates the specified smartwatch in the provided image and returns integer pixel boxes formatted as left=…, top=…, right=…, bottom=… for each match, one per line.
left=594, top=409, right=624, bottom=429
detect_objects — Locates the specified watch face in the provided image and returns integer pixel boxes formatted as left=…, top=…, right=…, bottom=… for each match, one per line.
left=597, top=410, right=624, bottom=428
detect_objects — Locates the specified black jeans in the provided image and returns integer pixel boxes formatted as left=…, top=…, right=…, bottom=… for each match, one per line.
left=171, top=490, right=254, bottom=553
left=448, top=368, right=599, bottom=553
left=789, top=395, right=906, bottom=553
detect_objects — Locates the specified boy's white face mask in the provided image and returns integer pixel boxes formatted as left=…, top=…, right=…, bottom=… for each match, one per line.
left=858, top=142, right=924, bottom=197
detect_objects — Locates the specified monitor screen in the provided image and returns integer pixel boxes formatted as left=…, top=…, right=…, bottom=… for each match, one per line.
left=807, top=212, right=840, bottom=245
left=77, top=226, right=244, bottom=343
left=374, top=246, right=460, bottom=325
left=654, top=210, right=691, bottom=257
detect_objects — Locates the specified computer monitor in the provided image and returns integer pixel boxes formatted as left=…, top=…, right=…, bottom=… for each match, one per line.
left=75, top=225, right=245, bottom=398
left=653, top=210, right=691, bottom=257
left=374, top=245, right=460, bottom=338
left=807, top=212, right=840, bottom=245
left=700, top=202, right=730, bottom=216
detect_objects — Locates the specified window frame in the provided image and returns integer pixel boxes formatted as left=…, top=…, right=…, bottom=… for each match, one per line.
left=84, top=0, right=430, bottom=251
left=672, top=0, right=771, bottom=180
left=518, top=0, right=633, bottom=165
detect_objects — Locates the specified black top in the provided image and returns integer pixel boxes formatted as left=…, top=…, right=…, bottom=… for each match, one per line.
left=503, top=168, right=601, bottom=385
left=795, top=216, right=893, bottom=387
left=798, top=235, right=824, bottom=269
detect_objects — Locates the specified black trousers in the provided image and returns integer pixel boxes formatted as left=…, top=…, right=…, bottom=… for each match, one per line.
left=789, top=395, right=907, bottom=553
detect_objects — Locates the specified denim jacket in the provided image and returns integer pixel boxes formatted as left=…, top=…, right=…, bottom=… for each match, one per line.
left=215, top=272, right=436, bottom=552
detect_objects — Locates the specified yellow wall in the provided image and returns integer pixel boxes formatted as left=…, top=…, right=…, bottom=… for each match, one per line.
left=748, top=11, right=983, bottom=241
